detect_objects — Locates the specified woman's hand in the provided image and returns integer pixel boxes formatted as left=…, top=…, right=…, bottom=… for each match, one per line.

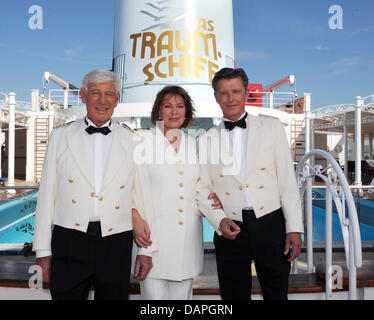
left=208, top=192, right=223, bottom=210
left=132, top=208, right=152, bottom=248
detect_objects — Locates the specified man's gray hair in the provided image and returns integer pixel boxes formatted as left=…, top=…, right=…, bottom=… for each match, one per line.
left=82, top=69, right=122, bottom=94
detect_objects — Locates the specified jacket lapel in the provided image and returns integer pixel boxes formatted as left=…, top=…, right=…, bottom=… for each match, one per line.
left=217, top=122, right=242, bottom=183
left=101, top=122, right=129, bottom=192
left=245, top=114, right=261, bottom=181
left=67, top=118, right=95, bottom=187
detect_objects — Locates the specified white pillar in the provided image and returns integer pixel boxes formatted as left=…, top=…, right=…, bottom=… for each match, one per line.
left=7, top=92, right=16, bottom=189
left=304, top=93, right=313, bottom=273
left=48, top=109, right=54, bottom=135
left=310, top=118, right=315, bottom=166
left=0, top=131, right=5, bottom=178
left=304, top=93, right=312, bottom=153
left=268, top=91, right=274, bottom=109
left=354, top=96, right=362, bottom=187
left=325, top=187, right=333, bottom=300
left=26, top=114, right=36, bottom=182
left=361, top=134, right=365, bottom=159
left=344, top=113, right=348, bottom=178
left=31, top=90, right=40, bottom=112
left=63, top=89, right=69, bottom=108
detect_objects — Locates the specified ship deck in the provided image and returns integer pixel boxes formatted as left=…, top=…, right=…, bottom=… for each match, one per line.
left=0, top=251, right=373, bottom=299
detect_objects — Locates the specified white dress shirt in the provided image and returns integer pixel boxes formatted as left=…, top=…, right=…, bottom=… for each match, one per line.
left=85, top=117, right=113, bottom=221
left=223, top=112, right=252, bottom=209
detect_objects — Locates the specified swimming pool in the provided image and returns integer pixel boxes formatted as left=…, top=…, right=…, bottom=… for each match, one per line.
left=202, top=205, right=374, bottom=243
left=0, top=192, right=37, bottom=249
left=0, top=191, right=373, bottom=249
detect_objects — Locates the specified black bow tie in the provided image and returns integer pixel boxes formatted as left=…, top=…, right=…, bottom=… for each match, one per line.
left=85, top=118, right=111, bottom=135
left=224, top=113, right=247, bottom=131
left=85, top=126, right=111, bottom=135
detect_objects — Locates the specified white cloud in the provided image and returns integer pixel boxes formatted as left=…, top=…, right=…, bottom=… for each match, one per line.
left=310, top=44, right=329, bottom=51
left=64, top=46, right=82, bottom=57
left=350, top=25, right=374, bottom=35
left=328, top=56, right=374, bottom=76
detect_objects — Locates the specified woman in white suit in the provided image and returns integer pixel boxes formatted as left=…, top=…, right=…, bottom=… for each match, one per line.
left=132, top=86, right=222, bottom=300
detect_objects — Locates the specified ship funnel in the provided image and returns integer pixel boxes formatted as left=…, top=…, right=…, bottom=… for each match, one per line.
left=113, top=0, right=234, bottom=112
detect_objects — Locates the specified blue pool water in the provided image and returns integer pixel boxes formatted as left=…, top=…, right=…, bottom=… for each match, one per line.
left=0, top=191, right=373, bottom=247
left=0, top=192, right=37, bottom=245
left=202, top=204, right=374, bottom=243
left=0, top=215, right=34, bottom=244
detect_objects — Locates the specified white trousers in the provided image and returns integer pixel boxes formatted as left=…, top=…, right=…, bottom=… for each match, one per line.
left=139, top=278, right=193, bottom=300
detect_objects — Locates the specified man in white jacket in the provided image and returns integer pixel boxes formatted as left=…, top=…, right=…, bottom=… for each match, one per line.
left=33, top=69, right=151, bottom=299
left=197, top=68, right=304, bottom=300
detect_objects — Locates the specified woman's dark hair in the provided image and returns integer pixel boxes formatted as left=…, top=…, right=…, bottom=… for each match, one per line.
left=151, top=86, right=195, bottom=128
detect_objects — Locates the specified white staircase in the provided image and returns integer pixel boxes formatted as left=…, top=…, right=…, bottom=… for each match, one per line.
left=34, top=116, right=49, bottom=183
left=291, top=118, right=305, bottom=163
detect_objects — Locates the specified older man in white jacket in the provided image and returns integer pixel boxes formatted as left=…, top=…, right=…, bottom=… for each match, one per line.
left=33, top=69, right=151, bottom=300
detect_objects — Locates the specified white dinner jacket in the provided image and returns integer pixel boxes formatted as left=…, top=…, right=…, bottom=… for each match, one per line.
left=134, top=127, right=211, bottom=281
left=140, top=128, right=204, bottom=280
left=33, top=118, right=149, bottom=253
left=197, top=113, right=304, bottom=234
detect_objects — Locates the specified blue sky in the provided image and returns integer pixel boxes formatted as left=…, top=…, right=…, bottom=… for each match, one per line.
left=0, top=0, right=373, bottom=109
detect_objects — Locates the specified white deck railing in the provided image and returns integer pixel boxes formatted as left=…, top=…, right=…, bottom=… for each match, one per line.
left=296, top=149, right=362, bottom=300
left=246, top=91, right=296, bottom=109
left=48, top=89, right=81, bottom=109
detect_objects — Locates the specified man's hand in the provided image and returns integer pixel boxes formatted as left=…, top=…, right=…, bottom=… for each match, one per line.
left=219, top=218, right=241, bottom=240
left=134, top=255, right=153, bottom=280
left=284, top=232, right=302, bottom=262
left=36, top=256, right=52, bottom=284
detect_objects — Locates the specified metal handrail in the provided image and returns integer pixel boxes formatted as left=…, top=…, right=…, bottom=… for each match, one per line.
left=48, top=89, right=81, bottom=109
left=296, top=149, right=363, bottom=300
left=0, top=186, right=38, bottom=190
